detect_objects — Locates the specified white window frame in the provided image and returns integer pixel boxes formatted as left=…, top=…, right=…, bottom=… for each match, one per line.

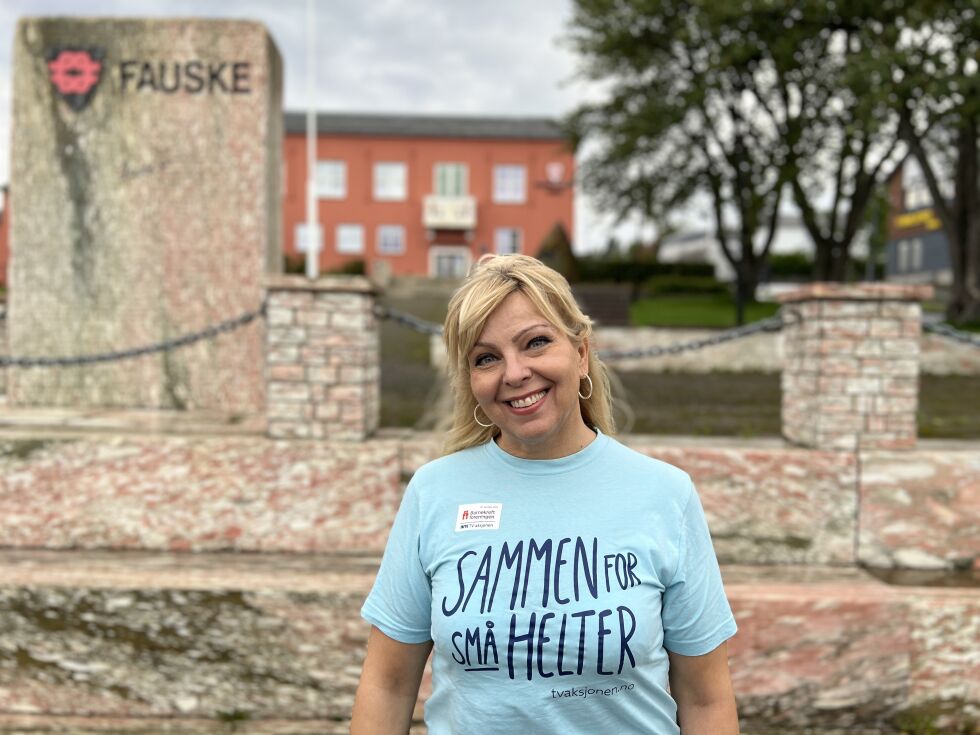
left=336, top=223, right=364, bottom=254
left=911, top=237, right=924, bottom=270
left=373, top=161, right=407, bottom=201
left=315, top=160, right=346, bottom=199
left=898, top=240, right=910, bottom=272
left=376, top=225, right=406, bottom=255
left=493, top=164, right=527, bottom=204
left=433, top=162, right=468, bottom=196
left=494, top=227, right=523, bottom=255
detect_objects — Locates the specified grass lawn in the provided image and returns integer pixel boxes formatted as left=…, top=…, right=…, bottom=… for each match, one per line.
left=630, top=294, right=781, bottom=328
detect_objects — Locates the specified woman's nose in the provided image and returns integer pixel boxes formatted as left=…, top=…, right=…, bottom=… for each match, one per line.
left=502, top=356, right=532, bottom=385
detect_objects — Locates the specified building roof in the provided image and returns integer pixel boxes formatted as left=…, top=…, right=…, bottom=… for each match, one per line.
left=282, top=111, right=566, bottom=141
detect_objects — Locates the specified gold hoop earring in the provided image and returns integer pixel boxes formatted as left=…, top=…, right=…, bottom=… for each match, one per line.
left=578, top=374, right=593, bottom=400
left=473, top=404, right=494, bottom=428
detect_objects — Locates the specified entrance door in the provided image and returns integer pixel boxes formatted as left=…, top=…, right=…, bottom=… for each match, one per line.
left=430, top=246, right=471, bottom=278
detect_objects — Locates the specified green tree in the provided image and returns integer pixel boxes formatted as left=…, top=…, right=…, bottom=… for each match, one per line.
left=733, top=2, right=906, bottom=281
left=568, top=0, right=784, bottom=325
left=567, top=0, right=912, bottom=312
left=872, top=0, right=980, bottom=323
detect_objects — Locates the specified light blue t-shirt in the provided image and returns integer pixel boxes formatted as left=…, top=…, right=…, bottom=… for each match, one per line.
left=361, top=431, right=737, bottom=734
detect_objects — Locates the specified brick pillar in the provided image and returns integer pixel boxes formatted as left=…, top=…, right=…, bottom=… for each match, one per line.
left=778, top=283, right=933, bottom=451
left=264, top=275, right=380, bottom=441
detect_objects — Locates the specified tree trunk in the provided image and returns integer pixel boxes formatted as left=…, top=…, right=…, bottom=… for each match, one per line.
left=813, top=240, right=849, bottom=281
left=733, top=262, right=760, bottom=326
left=951, top=123, right=980, bottom=323
left=904, top=116, right=979, bottom=325
left=947, top=222, right=980, bottom=323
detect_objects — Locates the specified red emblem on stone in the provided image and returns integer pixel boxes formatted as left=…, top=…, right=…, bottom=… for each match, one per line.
left=46, top=47, right=105, bottom=111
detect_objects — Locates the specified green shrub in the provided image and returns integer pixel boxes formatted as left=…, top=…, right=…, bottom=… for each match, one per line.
left=283, top=253, right=305, bottom=274
left=328, top=259, right=366, bottom=275
left=643, top=275, right=729, bottom=297
left=282, top=256, right=366, bottom=276
left=766, top=253, right=813, bottom=278
left=577, top=258, right=714, bottom=283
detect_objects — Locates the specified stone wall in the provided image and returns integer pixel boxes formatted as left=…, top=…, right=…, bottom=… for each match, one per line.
left=8, top=18, right=281, bottom=412
left=2, top=431, right=974, bottom=572
left=0, top=434, right=400, bottom=552
left=265, top=276, right=380, bottom=441
left=0, top=551, right=975, bottom=733
left=858, top=444, right=980, bottom=570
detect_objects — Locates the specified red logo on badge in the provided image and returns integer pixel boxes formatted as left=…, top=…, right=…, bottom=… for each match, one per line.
left=462, top=510, right=469, bottom=520
left=46, top=47, right=105, bottom=111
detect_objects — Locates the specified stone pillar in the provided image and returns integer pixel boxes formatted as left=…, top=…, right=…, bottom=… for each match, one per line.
left=779, top=283, right=933, bottom=451
left=9, top=18, right=282, bottom=412
left=265, top=276, right=380, bottom=441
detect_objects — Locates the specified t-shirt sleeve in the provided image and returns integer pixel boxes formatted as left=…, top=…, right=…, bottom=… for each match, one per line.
left=360, top=480, right=433, bottom=644
left=661, top=477, right=737, bottom=656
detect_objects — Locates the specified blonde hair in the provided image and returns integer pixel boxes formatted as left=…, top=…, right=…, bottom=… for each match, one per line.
left=442, top=254, right=615, bottom=455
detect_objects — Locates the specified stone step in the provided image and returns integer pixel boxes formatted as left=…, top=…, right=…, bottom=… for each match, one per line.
left=1, top=551, right=977, bottom=733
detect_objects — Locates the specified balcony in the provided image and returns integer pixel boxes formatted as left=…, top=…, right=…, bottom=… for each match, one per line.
left=422, top=195, right=477, bottom=230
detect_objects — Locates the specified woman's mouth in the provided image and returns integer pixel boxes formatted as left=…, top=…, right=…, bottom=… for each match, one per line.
left=506, top=389, right=548, bottom=409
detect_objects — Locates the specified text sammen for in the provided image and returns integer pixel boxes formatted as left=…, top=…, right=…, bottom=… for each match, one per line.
left=441, top=536, right=643, bottom=681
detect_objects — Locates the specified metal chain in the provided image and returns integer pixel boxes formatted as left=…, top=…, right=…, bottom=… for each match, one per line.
left=376, top=304, right=786, bottom=358
left=374, top=304, right=445, bottom=336
left=596, top=314, right=784, bottom=360
left=923, top=321, right=980, bottom=348
left=0, top=301, right=267, bottom=368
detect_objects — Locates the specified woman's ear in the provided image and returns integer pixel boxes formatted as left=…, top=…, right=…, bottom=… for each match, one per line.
left=577, top=336, right=589, bottom=374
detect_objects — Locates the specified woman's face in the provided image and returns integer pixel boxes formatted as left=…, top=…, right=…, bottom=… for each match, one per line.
left=468, top=290, right=593, bottom=459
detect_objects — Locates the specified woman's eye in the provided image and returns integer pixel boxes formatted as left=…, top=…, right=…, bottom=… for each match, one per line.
left=528, top=335, right=551, bottom=349
left=474, top=353, right=496, bottom=367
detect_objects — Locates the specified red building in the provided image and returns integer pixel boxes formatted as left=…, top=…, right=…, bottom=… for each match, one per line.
left=0, top=113, right=574, bottom=285
left=281, top=112, right=574, bottom=278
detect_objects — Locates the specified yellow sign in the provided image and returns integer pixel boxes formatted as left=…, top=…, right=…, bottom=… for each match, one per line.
left=894, top=209, right=942, bottom=231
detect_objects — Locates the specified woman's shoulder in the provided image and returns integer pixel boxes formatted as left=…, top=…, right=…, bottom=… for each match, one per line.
left=408, top=443, right=489, bottom=486
left=598, top=436, right=696, bottom=513
left=603, top=435, right=692, bottom=484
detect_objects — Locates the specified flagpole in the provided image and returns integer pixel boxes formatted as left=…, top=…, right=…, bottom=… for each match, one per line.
left=305, top=0, right=320, bottom=279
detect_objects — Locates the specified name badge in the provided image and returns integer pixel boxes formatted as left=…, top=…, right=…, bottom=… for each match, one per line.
left=455, top=503, right=502, bottom=532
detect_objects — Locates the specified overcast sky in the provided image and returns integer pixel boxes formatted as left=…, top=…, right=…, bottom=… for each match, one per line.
left=0, top=0, right=654, bottom=251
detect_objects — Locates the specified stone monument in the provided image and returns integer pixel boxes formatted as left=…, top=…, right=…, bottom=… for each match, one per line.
left=8, top=18, right=282, bottom=412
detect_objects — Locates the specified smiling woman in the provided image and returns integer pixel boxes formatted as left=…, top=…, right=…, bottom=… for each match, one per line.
left=352, top=255, right=739, bottom=735
left=466, top=287, right=595, bottom=459
left=442, top=254, right=614, bottom=458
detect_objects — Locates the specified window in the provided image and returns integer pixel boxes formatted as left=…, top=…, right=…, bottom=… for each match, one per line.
left=898, top=240, right=910, bottom=272
left=295, top=222, right=322, bottom=253
left=374, top=162, right=407, bottom=201
left=494, top=227, right=523, bottom=255
left=336, top=224, right=364, bottom=254
left=377, top=225, right=406, bottom=255
left=493, top=165, right=527, bottom=203
left=315, top=160, right=346, bottom=199
left=434, top=163, right=468, bottom=196
left=911, top=238, right=924, bottom=270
